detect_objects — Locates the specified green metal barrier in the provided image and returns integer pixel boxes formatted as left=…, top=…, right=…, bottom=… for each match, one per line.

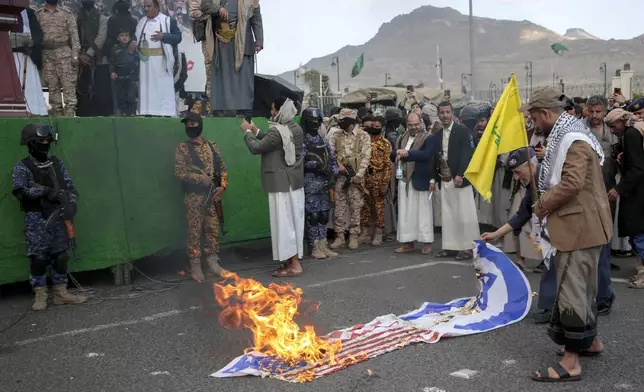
left=0, top=117, right=271, bottom=285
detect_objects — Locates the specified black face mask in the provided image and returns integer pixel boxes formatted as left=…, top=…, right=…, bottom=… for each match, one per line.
left=28, top=141, right=51, bottom=162
left=45, top=0, right=58, bottom=5
left=338, top=119, right=355, bottom=130
left=305, top=120, right=320, bottom=134
left=366, top=127, right=382, bottom=136
left=186, top=125, right=203, bottom=139
left=82, top=1, right=95, bottom=10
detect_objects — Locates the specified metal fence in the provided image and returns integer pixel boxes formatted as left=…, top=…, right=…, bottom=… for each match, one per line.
left=631, top=75, right=644, bottom=97
left=474, top=82, right=608, bottom=104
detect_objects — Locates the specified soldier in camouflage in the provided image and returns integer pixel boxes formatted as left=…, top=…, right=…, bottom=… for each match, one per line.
left=359, top=115, right=392, bottom=246
left=328, top=109, right=372, bottom=250
left=37, top=0, right=80, bottom=116
left=12, top=124, right=86, bottom=311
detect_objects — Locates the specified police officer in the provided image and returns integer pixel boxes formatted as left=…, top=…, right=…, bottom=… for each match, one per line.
left=459, top=104, right=481, bottom=147
left=12, top=124, right=86, bottom=311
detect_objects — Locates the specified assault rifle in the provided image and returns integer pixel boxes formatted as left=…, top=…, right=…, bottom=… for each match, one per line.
left=187, top=167, right=226, bottom=235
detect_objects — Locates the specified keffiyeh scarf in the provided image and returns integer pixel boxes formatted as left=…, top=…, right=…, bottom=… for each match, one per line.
left=269, top=98, right=298, bottom=166
left=537, top=112, right=604, bottom=194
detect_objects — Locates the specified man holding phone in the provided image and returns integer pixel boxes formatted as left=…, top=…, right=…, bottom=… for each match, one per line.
left=398, top=85, right=419, bottom=113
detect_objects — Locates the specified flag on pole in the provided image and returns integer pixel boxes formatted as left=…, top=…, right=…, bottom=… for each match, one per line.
left=351, top=53, right=364, bottom=78
left=550, top=43, right=569, bottom=55
left=464, top=73, right=529, bottom=201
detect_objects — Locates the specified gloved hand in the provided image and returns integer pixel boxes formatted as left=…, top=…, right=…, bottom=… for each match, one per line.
left=63, top=201, right=77, bottom=220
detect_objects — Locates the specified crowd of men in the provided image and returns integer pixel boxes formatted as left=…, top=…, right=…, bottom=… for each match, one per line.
left=11, top=0, right=262, bottom=118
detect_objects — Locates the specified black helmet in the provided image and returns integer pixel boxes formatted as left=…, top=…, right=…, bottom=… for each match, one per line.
left=301, top=106, right=323, bottom=123
left=20, top=123, right=54, bottom=146
left=477, top=103, right=492, bottom=119
left=300, top=106, right=324, bottom=133
left=459, top=105, right=481, bottom=122
left=384, top=107, right=403, bottom=121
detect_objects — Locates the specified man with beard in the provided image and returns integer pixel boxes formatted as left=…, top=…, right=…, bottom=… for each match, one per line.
left=605, top=109, right=644, bottom=288
left=430, top=101, right=479, bottom=260
left=241, top=98, right=305, bottom=277
left=174, top=112, right=228, bottom=281
left=585, top=95, right=618, bottom=313
left=37, top=0, right=80, bottom=117
left=393, top=112, right=434, bottom=254
left=521, top=87, right=611, bottom=383
left=76, top=0, right=111, bottom=116
left=134, top=0, right=182, bottom=116
left=106, top=0, right=137, bottom=53
left=301, top=106, right=339, bottom=259
left=12, top=124, right=86, bottom=310
left=329, top=109, right=372, bottom=250
left=358, top=115, right=391, bottom=246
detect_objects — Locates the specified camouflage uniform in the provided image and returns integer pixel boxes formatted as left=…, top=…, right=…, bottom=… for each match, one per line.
left=174, top=138, right=228, bottom=260
left=329, top=112, right=372, bottom=248
left=37, top=5, right=80, bottom=116
left=360, top=136, right=392, bottom=238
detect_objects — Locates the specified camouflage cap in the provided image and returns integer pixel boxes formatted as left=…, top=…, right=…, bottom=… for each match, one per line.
left=339, top=108, right=357, bottom=120
left=627, top=98, right=644, bottom=113
left=518, top=87, right=566, bottom=113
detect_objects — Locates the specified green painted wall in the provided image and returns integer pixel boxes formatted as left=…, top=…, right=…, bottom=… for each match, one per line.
left=0, top=117, right=271, bottom=285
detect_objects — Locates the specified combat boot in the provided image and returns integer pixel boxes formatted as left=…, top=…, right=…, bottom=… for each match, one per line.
left=53, top=284, right=87, bottom=305
left=32, top=286, right=48, bottom=311
left=329, top=235, right=345, bottom=250
left=189, top=258, right=205, bottom=282
left=320, top=239, right=338, bottom=257
left=206, top=254, right=228, bottom=278
left=311, top=240, right=327, bottom=259
left=348, top=235, right=359, bottom=250
left=358, top=227, right=371, bottom=244
left=372, top=228, right=384, bottom=246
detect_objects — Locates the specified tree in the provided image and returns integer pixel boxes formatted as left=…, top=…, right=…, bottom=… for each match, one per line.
left=392, top=82, right=406, bottom=88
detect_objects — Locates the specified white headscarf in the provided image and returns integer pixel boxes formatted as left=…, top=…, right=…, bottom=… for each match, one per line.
left=269, top=98, right=298, bottom=166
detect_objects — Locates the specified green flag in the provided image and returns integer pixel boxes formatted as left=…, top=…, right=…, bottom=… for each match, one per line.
left=351, top=53, right=364, bottom=78
left=551, top=43, right=569, bottom=55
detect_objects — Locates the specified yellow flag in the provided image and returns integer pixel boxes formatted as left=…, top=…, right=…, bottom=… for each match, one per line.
left=465, top=73, right=529, bottom=202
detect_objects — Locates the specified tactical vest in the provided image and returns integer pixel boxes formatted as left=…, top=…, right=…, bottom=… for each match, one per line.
left=183, top=141, right=222, bottom=194
left=334, top=130, right=363, bottom=171
left=305, top=136, right=330, bottom=174
left=17, top=157, right=66, bottom=213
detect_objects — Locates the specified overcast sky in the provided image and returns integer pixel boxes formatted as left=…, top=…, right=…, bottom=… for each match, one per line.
left=257, top=0, right=640, bottom=75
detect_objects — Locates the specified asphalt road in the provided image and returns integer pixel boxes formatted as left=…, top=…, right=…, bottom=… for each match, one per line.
left=1, top=238, right=643, bottom=392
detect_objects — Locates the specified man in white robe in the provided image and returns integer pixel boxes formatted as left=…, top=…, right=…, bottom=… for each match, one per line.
left=134, top=0, right=181, bottom=116
left=393, top=112, right=434, bottom=254
left=241, top=98, right=305, bottom=277
left=430, top=101, right=480, bottom=260
left=12, top=8, right=48, bottom=116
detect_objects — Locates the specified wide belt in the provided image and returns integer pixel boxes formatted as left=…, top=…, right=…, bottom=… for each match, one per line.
left=216, top=21, right=237, bottom=43
left=140, top=47, right=163, bottom=56
left=43, top=41, right=70, bottom=50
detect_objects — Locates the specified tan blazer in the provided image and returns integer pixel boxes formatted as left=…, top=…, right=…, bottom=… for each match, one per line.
left=535, top=141, right=613, bottom=252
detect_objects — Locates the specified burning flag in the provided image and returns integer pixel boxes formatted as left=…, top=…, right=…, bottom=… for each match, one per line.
left=212, top=242, right=532, bottom=383
left=214, top=271, right=342, bottom=367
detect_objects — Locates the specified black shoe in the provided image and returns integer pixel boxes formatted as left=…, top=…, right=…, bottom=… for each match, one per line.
left=533, top=309, right=552, bottom=324
left=611, top=263, right=621, bottom=271
left=598, top=293, right=616, bottom=316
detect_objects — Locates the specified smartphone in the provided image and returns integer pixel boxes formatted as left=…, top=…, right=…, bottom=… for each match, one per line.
left=444, top=89, right=451, bottom=100
left=535, top=141, right=543, bottom=149
left=406, top=85, right=414, bottom=92
left=245, top=115, right=252, bottom=123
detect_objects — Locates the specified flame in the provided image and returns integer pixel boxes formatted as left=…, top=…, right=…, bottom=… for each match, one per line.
left=214, top=271, right=342, bottom=367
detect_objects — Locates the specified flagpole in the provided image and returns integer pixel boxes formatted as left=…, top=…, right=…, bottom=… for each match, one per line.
left=469, top=0, right=475, bottom=100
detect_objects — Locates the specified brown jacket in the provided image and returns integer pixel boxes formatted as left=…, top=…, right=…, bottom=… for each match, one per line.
left=535, top=141, right=612, bottom=252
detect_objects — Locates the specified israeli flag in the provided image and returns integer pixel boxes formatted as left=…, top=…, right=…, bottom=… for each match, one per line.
left=212, top=241, right=532, bottom=382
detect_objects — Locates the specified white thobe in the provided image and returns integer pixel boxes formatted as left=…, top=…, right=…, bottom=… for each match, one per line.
left=268, top=186, right=305, bottom=261
left=397, top=137, right=434, bottom=243
left=138, top=16, right=177, bottom=116
left=440, top=122, right=479, bottom=251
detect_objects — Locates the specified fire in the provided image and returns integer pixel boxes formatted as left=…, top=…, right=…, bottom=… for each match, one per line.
left=214, top=271, right=342, bottom=366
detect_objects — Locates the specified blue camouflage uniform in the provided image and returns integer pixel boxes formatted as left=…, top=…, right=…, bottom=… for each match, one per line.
left=303, top=133, right=339, bottom=245
left=12, top=157, right=77, bottom=288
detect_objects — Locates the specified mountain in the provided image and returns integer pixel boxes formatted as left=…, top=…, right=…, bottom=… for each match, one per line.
left=280, top=5, right=642, bottom=95
left=563, top=28, right=600, bottom=41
